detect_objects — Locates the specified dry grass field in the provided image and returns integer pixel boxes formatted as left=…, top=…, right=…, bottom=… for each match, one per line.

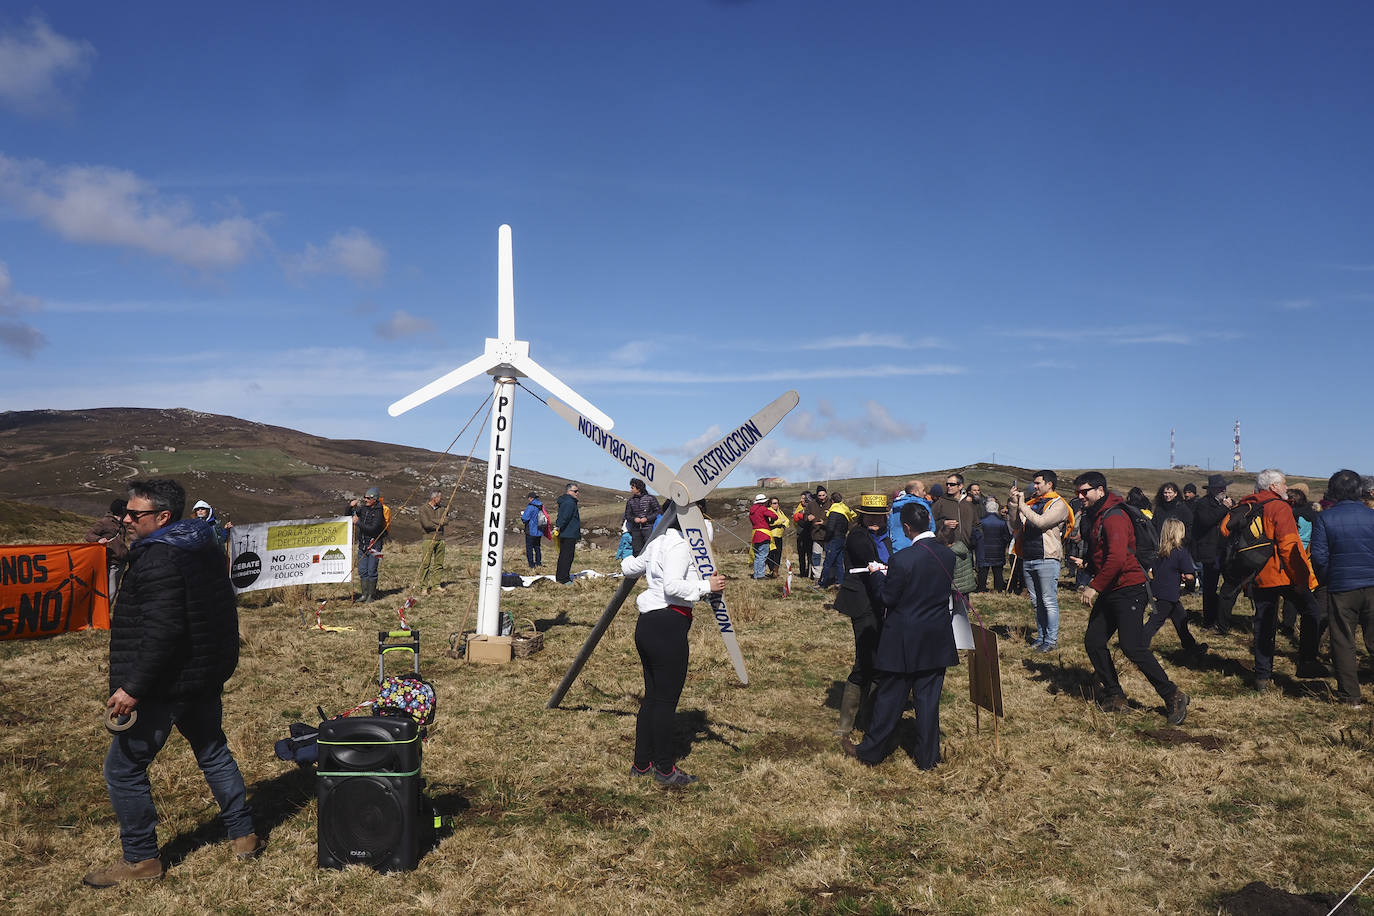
left=3, top=531, right=1373, bottom=915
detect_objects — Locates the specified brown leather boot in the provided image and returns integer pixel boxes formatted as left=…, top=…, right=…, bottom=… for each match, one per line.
left=231, top=833, right=267, bottom=860
left=82, top=856, right=163, bottom=887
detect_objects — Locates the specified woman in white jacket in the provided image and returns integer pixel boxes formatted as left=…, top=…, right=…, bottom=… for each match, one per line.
left=621, top=502, right=725, bottom=787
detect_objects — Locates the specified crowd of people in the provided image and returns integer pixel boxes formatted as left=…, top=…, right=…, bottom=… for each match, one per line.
left=769, top=467, right=1374, bottom=770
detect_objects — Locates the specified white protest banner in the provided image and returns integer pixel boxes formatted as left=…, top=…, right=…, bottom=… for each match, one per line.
left=229, top=517, right=353, bottom=594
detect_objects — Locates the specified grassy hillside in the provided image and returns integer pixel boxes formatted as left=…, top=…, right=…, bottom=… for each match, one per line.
left=1, top=527, right=1370, bottom=913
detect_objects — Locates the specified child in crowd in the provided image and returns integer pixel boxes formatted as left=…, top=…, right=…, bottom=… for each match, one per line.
left=1144, top=518, right=1206, bottom=656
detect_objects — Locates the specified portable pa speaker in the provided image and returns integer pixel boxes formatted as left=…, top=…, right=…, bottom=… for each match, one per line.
left=317, top=714, right=422, bottom=872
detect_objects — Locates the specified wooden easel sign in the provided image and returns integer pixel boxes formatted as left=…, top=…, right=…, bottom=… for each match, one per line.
left=968, top=622, right=1004, bottom=752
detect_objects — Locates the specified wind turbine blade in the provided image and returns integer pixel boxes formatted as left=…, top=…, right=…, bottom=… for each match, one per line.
left=678, top=503, right=748, bottom=685
left=498, top=224, right=514, bottom=341
left=669, top=390, right=800, bottom=506
left=511, top=354, right=614, bottom=430
left=387, top=353, right=495, bottom=416
left=546, top=396, right=672, bottom=495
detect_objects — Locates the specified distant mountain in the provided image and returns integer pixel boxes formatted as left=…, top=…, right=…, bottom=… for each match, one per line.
left=0, top=407, right=619, bottom=541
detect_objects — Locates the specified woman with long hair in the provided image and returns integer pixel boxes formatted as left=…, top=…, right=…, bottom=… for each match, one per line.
left=1143, top=517, right=1205, bottom=657
left=1152, top=481, right=1193, bottom=541
left=622, top=500, right=724, bottom=787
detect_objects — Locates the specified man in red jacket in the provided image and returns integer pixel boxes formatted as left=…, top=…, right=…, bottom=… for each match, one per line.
left=1073, top=472, right=1189, bottom=724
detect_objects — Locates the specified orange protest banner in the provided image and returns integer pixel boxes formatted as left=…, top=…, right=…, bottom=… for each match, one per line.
left=0, top=543, right=110, bottom=640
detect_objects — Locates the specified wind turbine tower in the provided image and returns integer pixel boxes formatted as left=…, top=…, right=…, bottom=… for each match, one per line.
left=389, top=225, right=614, bottom=637
left=1232, top=419, right=1244, bottom=472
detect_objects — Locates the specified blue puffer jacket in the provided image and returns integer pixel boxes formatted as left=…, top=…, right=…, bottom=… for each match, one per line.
left=520, top=498, right=545, bottom=537
left=889, top=494, right=933, bottom=551
left=110, top=519, right=239, bottom=707
left=1310, top=500, right=1374, bottom=592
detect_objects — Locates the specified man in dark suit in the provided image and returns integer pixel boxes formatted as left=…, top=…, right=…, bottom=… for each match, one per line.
left=832, top=492, right=893, bottom=736
left=842, top=500, right=959, bottom=770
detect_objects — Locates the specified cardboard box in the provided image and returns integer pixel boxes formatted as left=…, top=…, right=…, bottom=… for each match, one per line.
left=467, top=634, right=513, bottom=665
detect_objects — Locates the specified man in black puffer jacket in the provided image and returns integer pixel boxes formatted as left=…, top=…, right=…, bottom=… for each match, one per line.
left=84, top=478, right=262, bottom=888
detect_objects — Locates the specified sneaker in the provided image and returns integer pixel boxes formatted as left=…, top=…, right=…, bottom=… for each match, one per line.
left=1166, top=690, right=1190, bottom=726
left=652, top=766, right=698, bottom=787
left=629, top=763, right=654, bottom=779
left=82, top=856, right=163, bottom=887
left=1035, top=642, right=1057, bottom=653
left=1098, top=694, right=1128, bottom=713
left=230, top=833, right=267, bottom=860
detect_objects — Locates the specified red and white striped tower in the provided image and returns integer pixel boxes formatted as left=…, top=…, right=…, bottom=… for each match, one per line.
left=1232, top=420, right=1244, bottom=471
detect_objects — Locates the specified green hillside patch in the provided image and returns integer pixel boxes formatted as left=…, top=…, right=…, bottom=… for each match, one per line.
left=135, top=448, right=317, bottom=477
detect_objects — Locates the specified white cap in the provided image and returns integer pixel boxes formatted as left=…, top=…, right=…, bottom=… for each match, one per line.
left=753, top=494, right=768, bottom=504
left=193, top=500, right=212, bottom=512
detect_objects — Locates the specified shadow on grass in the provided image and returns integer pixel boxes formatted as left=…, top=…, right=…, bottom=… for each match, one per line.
left=676, top=707, right=750, bottom=763
left=1021, top=655, right=1098, bottom=703
left=161, top=765, right=315, bottom=868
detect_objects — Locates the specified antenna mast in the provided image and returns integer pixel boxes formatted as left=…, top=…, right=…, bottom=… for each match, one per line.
left=1232, top=419, right=1244, bottom=471
left=1169, top=427, right=1175, bottom=469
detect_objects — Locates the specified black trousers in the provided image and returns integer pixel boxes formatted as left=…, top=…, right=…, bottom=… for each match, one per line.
left=855, top=668, right=946, bottom=769
left=1085, top=584, right=1177, bottom=703
left=1200, top=562, right=1222, bottom=626
left=630, top=527, right=651, bottom=557
left=976, top=564, right=1006, bottom=592
left=845, top=610, right=880, bottom=689
left=556, top=538, right=576, bottom=583
left=633, top=608, right=691, bottom=771
left=1144, top=598, right=1200, bottom=651
left=796, top=532, right=813, bottom=577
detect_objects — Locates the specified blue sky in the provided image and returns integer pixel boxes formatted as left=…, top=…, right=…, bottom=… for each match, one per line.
left=2, top=3, right=1371, bottom=491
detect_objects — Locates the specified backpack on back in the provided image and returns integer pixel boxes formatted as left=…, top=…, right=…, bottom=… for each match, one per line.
left=1221, top=500, right=1276, bottom=588
left=1107, top=504, right=1158, bottom=572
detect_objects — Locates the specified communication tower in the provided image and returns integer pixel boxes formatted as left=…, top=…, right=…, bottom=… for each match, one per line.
left=1232, top=420, right=1244, bottom=472
left=1169, top=428, right=1175, bottom=468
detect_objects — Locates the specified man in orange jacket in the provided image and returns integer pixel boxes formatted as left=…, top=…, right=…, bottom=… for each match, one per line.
left=1220, top=468, right=1319, bottom=691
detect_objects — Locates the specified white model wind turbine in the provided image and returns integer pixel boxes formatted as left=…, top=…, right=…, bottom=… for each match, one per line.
left=389, top=225, right=614, bottom=637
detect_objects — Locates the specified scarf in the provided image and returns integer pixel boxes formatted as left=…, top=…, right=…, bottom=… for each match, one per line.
left=1011, top=490, right=1074, bottom=557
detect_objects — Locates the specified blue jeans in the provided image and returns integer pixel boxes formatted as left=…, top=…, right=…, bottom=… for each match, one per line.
left=103, top=693, right=254, bottom=861
left=1023, top=559, right=1061, bottom=646
left=358, top=546, right=380, bottom=580
left=752, top=541, right=770, bottom=578
left=819, top=538, right=846, bottom=586
left=525, top=534, right=542, bottom=567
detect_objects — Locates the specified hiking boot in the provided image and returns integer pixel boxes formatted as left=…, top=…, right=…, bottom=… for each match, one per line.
left=629, top=763, right=654, bottom=779
left=1098, top=694, right=1128, bottom=713
left=82, top=856, right=163, bottom=887
left=839, top=736, right=860, bottom=759
left=652, top=766, right=698, bottom=787
left=1253, top=678, right=1272, bottom=693
left=1187, top=642, right=1209, bottom=657
left=231, top=833, right=267, bottom=860
left=1166, top=690, right=1190, bottom=726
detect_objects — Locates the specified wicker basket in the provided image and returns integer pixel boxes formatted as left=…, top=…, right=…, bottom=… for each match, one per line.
left=511, top=618, right=544, bottom=658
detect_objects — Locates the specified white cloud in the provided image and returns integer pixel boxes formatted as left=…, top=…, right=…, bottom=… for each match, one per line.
left=607, top=339, right=653, bottom=366
left=799, top=332, right=947, bottom=350
left=738, top=440, right=859, bottom=483
left=0, top=260, right=45, bottom=357
left=1277, top=298, right=1316, bottom=311
left=375, top=309, right=435, bottom=340
left=0, top=154, right=266, bottom=268
left=0, top=16, right=95, bottom=115
left=784, top=399, right=925, bottom=447
left=288, top=227, right=387, bottom=284
left=558, top=362, right=963, bottom=386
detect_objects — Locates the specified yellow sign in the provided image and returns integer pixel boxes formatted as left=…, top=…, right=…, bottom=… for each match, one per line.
left=266, top=521, right=350, bottom=551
